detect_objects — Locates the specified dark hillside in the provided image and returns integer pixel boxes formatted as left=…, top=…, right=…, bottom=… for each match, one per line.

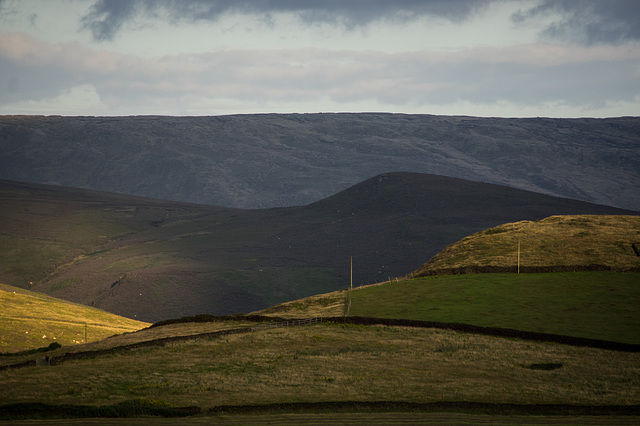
left=0, top=173, right=635, bottom=322
left=273, top=173, right=637, bottom=279
left=1, top=113, right=638, bottom=210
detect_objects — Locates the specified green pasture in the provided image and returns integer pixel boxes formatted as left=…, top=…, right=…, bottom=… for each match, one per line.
left=350, top=272, right=640, bottom=344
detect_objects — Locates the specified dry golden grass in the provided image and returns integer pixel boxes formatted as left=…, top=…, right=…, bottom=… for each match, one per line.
left=1, top=323, right=638, bottom=410
left=414, top=215, right=640, bottom=274
left=254, top=290, right=348, bottom=318
left=0, top=283, right=149, bottom=353
left=0, top=320, right=256, bottom=367
left=74, top=321, right=255, bottom=351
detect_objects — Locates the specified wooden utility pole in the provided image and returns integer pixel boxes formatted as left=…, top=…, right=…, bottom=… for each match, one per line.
left=344, top=257, right=353, bottom=318
left=350, top=256, right=353, bottom=290
left=517, top=239, right=521, bottom=274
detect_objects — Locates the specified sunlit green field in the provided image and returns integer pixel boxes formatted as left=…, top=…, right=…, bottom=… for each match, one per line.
left=350, top=272, right=640, bottom=344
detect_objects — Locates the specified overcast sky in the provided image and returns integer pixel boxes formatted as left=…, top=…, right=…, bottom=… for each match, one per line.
left=1, top=0, right=639, bottom=117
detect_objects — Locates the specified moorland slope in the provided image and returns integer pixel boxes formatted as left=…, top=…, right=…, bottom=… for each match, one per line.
left=1, top=113, right=639, bottom=210
left=413, top=215, right=640, bottom=276
left=0, top=173, right=635, bottom=322
left=0, top=283, right=148, bottom=353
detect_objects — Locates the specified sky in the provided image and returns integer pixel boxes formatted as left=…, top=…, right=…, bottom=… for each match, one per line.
left=0, top=0, right=639, bottom=117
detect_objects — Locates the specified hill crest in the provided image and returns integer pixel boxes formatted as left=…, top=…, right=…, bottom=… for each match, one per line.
left=412, top=215, right=640, bottom=276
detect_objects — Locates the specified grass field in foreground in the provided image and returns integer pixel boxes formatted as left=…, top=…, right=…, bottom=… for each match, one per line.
left=0, top=283, right=149, bottom=353
left=350, top=272, right=640, bottom=344
left=0, top=323, right=638, bottom=409
left=2, top=413, right=640, bottom=425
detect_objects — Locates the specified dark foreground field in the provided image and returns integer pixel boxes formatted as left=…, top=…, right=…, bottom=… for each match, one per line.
left=1, top=321, right=638, bottom=417
left=2, top=412, right=640, bottom=425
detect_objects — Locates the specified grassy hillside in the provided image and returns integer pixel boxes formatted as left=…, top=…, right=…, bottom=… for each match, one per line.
left=2, top=266, right=638, bottom=418
left=1, top=320, right=638, bottom=413
left=2, top=176, right=632, bottom=322
left=349, top=272, right=640, bottom=344
left=256, top=290, right=347, bottom=318
left=413, top=215, right=640, bottom=276
left=257, top=272, right=640, bottom=344
left=259, top=215, right=640, bottom=343
left=0, top=283, right=149, bottom=353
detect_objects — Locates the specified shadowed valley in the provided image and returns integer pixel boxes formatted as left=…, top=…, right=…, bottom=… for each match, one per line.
left=0, top=173, right=635, bottom=322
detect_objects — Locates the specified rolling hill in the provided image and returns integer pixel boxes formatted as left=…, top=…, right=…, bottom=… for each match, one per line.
left=1, top=113, right=639, bottom=211
left=0, top=173, right=635, bottom=322
left=1, top=210, right=638, bottom=421
left=257, top=215, right=640, bottom=343
left=413, top=215, right=640, bottom=276
left=0, top=283, right=148, bottom=353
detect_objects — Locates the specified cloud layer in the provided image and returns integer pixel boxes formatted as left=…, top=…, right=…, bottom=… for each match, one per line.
left=79, top=0, right=640, bottom=44
left=82, top=0, right=493, bottom=40
left=0, top=0, right=639, bottom=117
left=514, top=0, right=640, bottom=44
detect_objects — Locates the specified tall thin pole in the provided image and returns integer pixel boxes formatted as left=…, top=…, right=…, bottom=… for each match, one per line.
left=517, top=239, right=520, bottom=274
left=344, top=257, right=353, bottom=318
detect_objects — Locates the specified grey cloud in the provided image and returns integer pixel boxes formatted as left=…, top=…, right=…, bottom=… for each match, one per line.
left=81, top=0, right=138, bottom=41
left=513, top=0, right=640, bottom=44
left=0, top=0, right=16, bottom=17
left=289, top=0, right=491, bottom=26
left=81, top=0, right=491, bottom=41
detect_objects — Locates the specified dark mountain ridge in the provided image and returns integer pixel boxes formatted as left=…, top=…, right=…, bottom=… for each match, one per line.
left=0, top=173, right=635, bottom=322
left=1, top=113, right=638, bottom=211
